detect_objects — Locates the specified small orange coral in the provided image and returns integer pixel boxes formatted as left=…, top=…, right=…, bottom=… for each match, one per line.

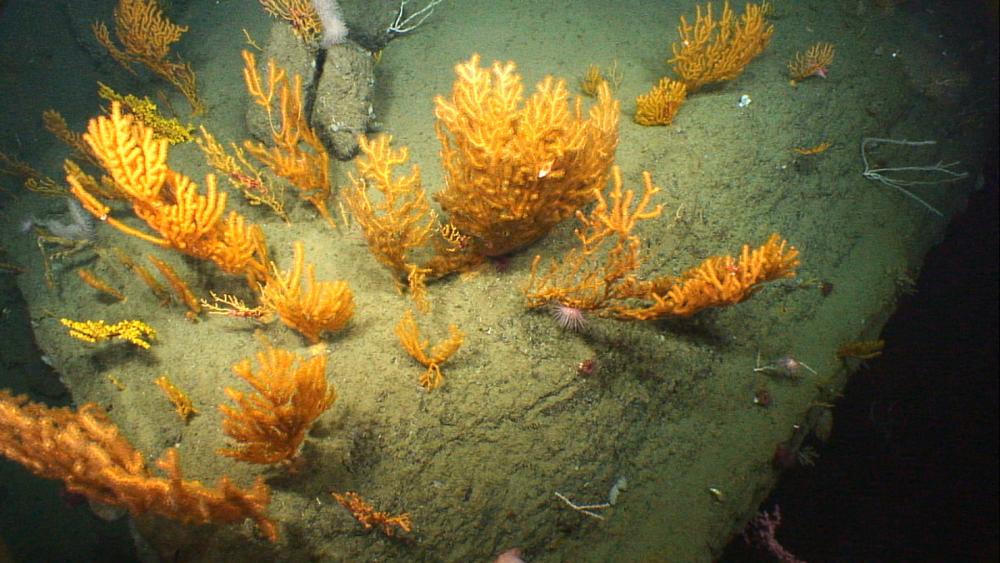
left=259, top=241, right=354, bottom=343
left=332, top=491, right=412, bottom=537
left=634, top=78, right=688, bottom=126
left=788, top=42, right=835, bottom=83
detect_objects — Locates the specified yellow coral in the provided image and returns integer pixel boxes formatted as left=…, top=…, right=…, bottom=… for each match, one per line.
left=97, top=82, right=193, bottom=144
left=60, top=318, right=157, bottom=349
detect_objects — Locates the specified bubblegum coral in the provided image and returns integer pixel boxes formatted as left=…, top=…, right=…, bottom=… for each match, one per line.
left=745, top=505, right=805, bottom=563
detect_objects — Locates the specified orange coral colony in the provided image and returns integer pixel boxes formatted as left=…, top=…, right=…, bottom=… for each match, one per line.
left=668, top=1, right=774, bottom=92
left=0, top=391, right=276, bottom=541
left=219, top=339, right=336, bottom=466
left=433, top=54, right=620, bottom=258
left=65, top=102, right=269, bottom=286
left=634, top=77, right=688, bottom=126
left=788, top=42, right=835, bottom=83
left=259, top=241, right=354, bottom=343
left=93, top=0, right=205, bottom=115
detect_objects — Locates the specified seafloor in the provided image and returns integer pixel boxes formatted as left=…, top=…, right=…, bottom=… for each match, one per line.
left=0, top=0, right=992, bottom=561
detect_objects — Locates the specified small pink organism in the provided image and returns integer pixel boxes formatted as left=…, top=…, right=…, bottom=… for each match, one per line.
left=754, top=354, right=817, bottom=379
left=549, top=301, right=586, bottom=331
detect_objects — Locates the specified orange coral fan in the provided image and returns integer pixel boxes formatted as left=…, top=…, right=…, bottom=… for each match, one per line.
left=242, top=50, right=335, bottom=227
left=259, top=241, right=354, bottom=343
left=343, top=135, right=436, bottom=308
left=395, top=310, right=463, bottom=390
left=65, top=102, right=269, bottom=286
left=634, top=77, right=688, bottom=126
left=92, top=0, right=204, bottom=115
left=433, top=54, right=620, bottom=259
left=629, top=233, right=800, bottom=318
left=257, top=0, right=322, bottom=44
left=0, top=391, right=276, bottom=541
left=788, top=42, right=835, bottom=83
left=525, top=166, right=663, bottom=314
left=154, top=375, right=198, bottom=423
left=146, top=255, right=202, bottom=318
left=219, top=339, right=336, bottom=465
left=332, top=491, right=412, bottom=537
left=77, top=268, right=126, bottom=301
left=525, top=168, right=800, bottom=320
left=668, top=1, right=774, bottom=92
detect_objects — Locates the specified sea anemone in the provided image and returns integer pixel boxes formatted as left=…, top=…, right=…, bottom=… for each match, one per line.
left=549, top=301, right=586, bottom=331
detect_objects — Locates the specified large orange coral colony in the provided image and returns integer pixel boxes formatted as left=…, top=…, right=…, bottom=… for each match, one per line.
left=93, top=0, right=205, bottom=115
left=0, top=391, right=276, bottom=541
left=66, top=102, right=269, bottom=286
left=668, top=1, right=774, bottom=92
left=219, top=340, right=336, bottom=465
left=434, top=54, right=620, bottom=258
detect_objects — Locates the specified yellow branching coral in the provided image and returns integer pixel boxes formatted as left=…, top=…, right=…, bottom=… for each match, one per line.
left=219, top=339, right=336, bottom=466
left=92, top=0, right=204, bottom=115
left=242, top=50, right=335, bottom=227
left=668, top=1, right=774, bottom=92
left=788, top=42, right=835, bottom=83
left=433, top=54, right=620, bottom=259
left=395, top=310, right=463, bottom=391
left=65, top=102, right=269, bottom=286
left=0, top=391, right=276, bottom=541
left=526, top=167, right=800, bottom=320
left=634, top=77, right=688, bottom=126
left=259, top=241, right=354, bottom=343
left=97, top=82, right=193, bottom=144
left=60, top=318, right=156, bottom=349
left=343, top=135, right=436, bottom=310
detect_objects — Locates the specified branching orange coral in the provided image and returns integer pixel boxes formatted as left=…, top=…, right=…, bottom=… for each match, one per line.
left=525, top=166, right=663, bottom=315
left=219, top=339, right=336, bottom=466
left=526, top=167, right=800, bottom=319
left=0, top=390, right=276, bottom=541
left=627, top=233, right=800, bottom=318
left=343, top=135, right=436, bottom=309
left=259, top=241, right=354, bottom=343
left=788, top=42, right=835, bottom=83
left=668, top=1, right=774, bottom=92
left=332, top=491, right=412, bottom=537
left=257, top=0, right=322, bottom=44
left=65, top=102, right=269, bottom=286
left=433, top=54, right=620, bottom=260
left=242, top=50, right=335, bottom=227
left=634, top=77, right=688, bottom=126
left=395, top=310, right=463, bottom=390
left=93, top=0, right=204, bottom=115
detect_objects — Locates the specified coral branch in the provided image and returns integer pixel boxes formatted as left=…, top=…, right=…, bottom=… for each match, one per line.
left=0, top=391, right=276, bottom=541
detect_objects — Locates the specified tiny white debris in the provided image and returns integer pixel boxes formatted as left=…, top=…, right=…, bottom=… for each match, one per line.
left=608, top=476, right=628, bottom=505
left=737, top=94, right=752, bottom=108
